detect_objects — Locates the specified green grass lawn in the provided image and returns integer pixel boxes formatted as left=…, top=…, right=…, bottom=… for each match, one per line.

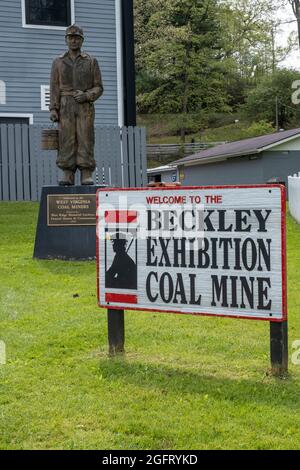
left=0, top=202, right=300, bottom=450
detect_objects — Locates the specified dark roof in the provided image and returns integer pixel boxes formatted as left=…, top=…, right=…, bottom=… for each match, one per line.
left=174, top=128, right=300, bottom=166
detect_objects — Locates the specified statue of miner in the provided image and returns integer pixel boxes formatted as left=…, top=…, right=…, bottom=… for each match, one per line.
left=50, top=25, right=103, bottom=186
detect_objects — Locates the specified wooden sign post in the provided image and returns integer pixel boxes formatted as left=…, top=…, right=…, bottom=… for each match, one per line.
left=270, top=321, right=288, bottom=376
left=107, top=309, right=125, bottom=356
left=97, top=185, right=288, bottom=375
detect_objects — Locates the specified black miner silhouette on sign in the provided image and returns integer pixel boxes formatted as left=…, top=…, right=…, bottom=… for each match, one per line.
left=105, top=233, right=137, bottom=290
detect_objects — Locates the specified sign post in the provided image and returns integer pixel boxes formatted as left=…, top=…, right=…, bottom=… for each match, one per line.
left=270, top=321, right=288, bottom=376
left=97, top=185, right=288, bottom=375
left=107, top=309, right=125, bottom=356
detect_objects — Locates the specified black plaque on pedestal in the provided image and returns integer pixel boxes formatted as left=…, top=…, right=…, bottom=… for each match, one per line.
left=33, top=186, right=106, bottom=261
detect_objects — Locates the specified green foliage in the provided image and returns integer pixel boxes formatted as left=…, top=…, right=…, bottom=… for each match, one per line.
left=137, top=113, right=276, bottom=144
left=0, top=203, right=300, bottom=449
left=137, top=112, right=225, bottom=140
left=221, top=0, right=296, bottom=76
left=135, top=0, right=297, bottom=120
left=244, top=121, right=276, bottom=138
left=242, top=69, right=300, bottom=128
left=135, top=0, right=231, bottom=116
left=168, top=113, right=208, bottom=136
left=288, top=0, right=300, bottom=48
left=199, top=122, right=274, bottom=142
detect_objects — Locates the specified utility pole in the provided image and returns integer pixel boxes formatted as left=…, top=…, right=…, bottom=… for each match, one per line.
left=276, top=96, right=279, bottom=132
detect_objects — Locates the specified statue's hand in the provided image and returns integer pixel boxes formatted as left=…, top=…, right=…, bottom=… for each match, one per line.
left=74, top=90, right=88, bottom=103
left=50, top=110, right=59, bottom=122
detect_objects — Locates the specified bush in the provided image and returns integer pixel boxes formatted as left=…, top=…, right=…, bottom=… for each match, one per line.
left=244, top=121, right=275, bottom=138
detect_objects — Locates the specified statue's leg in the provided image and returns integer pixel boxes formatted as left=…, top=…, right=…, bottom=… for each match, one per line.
left=76, top=103, right=96, bottom=172
left=57, top=97, right=77, bottom=184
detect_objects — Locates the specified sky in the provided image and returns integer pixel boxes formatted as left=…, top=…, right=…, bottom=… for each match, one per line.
left=277, top=2, right=300, bottom=70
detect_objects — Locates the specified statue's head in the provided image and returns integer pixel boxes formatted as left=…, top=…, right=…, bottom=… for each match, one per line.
left=65, top=25, right=84, bottom=51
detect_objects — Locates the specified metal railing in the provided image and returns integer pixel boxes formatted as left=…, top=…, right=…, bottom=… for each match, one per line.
left=147, top=141, right=226, bottom=159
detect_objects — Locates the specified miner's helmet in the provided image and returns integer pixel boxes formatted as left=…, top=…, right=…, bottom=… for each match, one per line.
left=65, top=25, right=84, bottom=39
left=106, top=231, right=130, bottom=244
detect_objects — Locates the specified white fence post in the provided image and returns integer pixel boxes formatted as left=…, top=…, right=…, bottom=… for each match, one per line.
left=288, top=174, right=300, bottom=223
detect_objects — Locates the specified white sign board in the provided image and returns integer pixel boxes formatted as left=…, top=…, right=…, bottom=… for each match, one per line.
left=97, top=185, right=287, bottom=322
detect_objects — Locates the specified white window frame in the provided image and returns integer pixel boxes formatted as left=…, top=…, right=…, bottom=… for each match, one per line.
left=0, top=113, right=34, bottom=124
left=21, top=0, right=75, bottom=31
left=0, top=81, right=6, bottom=105
left=41, top=85, right=50, bottom=111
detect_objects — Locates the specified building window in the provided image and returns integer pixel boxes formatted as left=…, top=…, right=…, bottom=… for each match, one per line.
left=22, top=0, right=73, bottom=28
left=41, top=85, right=50, bottom=111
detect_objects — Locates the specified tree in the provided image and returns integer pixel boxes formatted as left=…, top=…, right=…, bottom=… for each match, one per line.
left=220, top=0, right=295, bottom=78
left=134, top=0, right=231, bottom=140
left=134, top=0, right=297, bottom=136
left=216, top=0, right=296, bottom=109
left=241, top=68, right=300, bottom=128
left=289, top=0, right=300, bottom=48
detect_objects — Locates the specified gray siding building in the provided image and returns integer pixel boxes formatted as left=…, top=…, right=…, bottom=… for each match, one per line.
left=0, top=0, right=126, bottom=126
left=174, top=129, right=300, bottom=188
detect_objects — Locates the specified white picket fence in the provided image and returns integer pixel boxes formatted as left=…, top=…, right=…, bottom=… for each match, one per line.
left=288, top=173, right=300, bottom=224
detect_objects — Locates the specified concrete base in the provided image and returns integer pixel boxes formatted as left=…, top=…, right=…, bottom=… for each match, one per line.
left=33, top=185, right=105, bottom=261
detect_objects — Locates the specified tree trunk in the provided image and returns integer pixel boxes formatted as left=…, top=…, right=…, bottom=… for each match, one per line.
left=291, top=0, right=300, bottom=49
left=297, top=18, right=300, bottom=49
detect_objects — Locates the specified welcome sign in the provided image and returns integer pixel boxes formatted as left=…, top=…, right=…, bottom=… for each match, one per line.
left=97, top=185, right=286, bottom=322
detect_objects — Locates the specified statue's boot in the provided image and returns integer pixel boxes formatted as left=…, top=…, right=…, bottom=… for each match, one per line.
left=59, top=170, right=75, bottom=186
left=81, top=169, right=94, bottom=186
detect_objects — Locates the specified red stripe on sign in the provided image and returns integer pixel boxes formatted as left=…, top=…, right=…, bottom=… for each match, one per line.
left=106, top=293, right=138, bottom=304
left=105, top=211, right=137, bottom=224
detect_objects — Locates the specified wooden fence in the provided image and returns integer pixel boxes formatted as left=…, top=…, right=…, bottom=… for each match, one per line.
left=0, top=124, right=147, bottom=201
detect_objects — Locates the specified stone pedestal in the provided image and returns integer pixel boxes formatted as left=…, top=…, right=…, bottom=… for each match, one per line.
left=33, top=185, right=105, bottom=261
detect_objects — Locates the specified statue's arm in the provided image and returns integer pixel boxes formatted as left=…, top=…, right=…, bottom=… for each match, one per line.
left=86, top=58, right=104, bottom=103
left=49, top=59, right=60, bottom=112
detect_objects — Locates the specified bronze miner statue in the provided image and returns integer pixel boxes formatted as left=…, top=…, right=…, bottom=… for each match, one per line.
left=50, top=25, right=103, bottom=186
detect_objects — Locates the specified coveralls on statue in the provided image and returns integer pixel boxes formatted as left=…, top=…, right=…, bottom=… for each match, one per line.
left=50, top=25, right=104, bottom=186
